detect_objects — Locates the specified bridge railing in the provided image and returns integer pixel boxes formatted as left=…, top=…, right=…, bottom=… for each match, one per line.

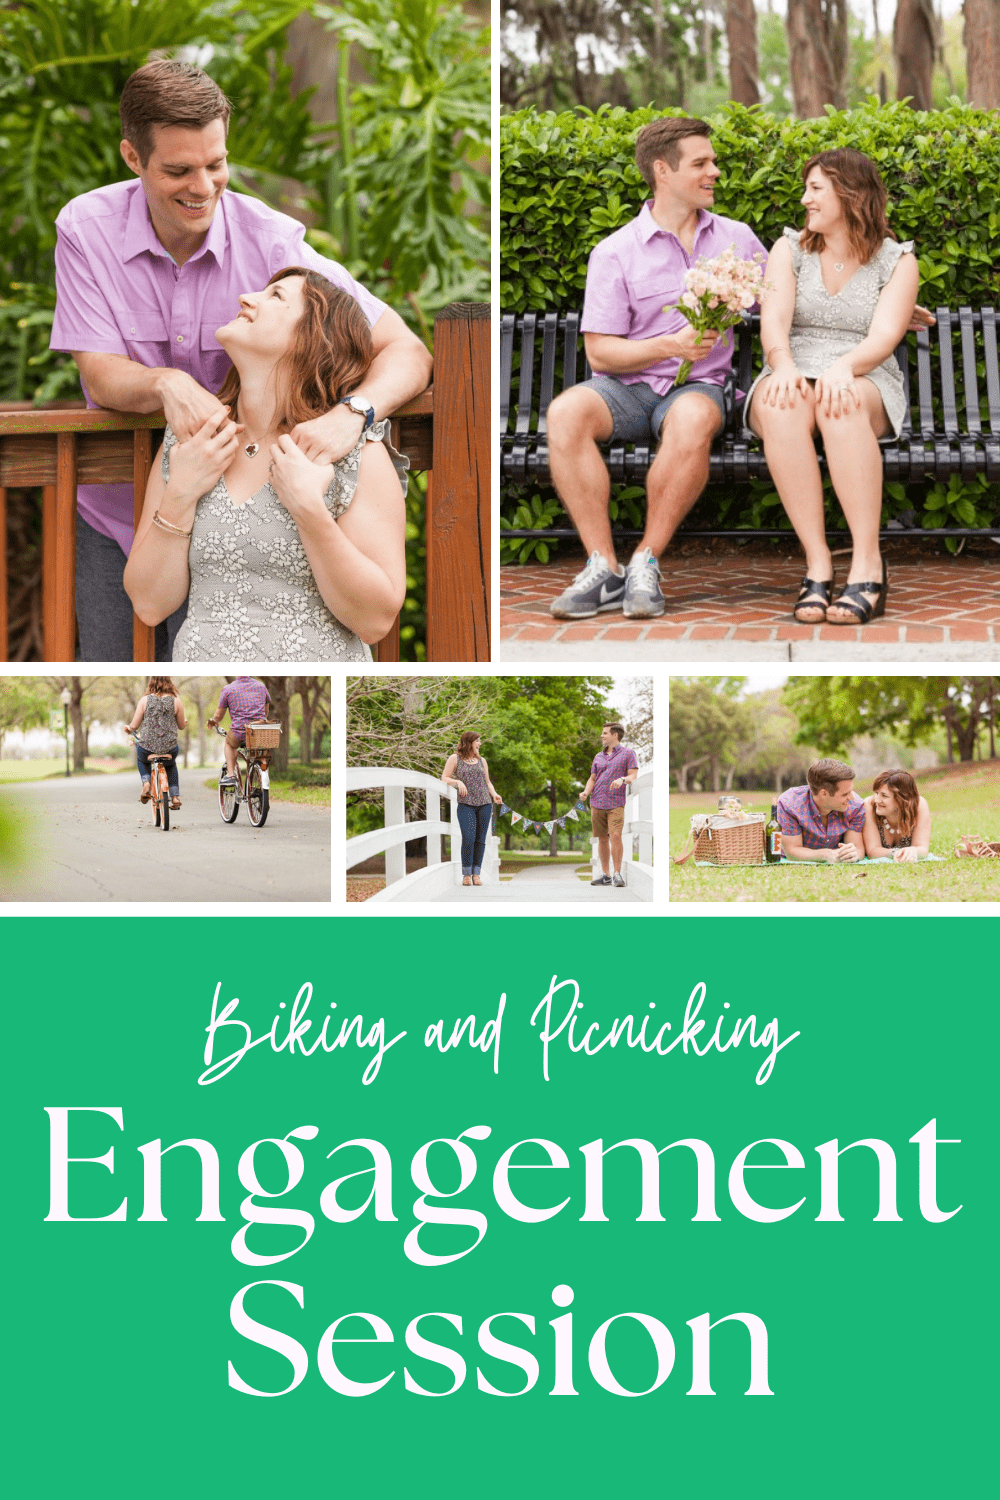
left=591, top=762, right=655, bottom=900
left=0, top=301, right=489, bottom=663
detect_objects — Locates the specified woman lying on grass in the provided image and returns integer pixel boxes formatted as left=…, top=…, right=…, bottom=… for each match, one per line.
left=862, top=769, right=931, bottom=862
left=124, top=267, right=408, bottom=662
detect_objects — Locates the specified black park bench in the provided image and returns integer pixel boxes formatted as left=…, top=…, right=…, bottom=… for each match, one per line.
left=500, top=306, right=1000, bottom=543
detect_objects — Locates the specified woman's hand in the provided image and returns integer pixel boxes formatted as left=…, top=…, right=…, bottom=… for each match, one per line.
left=168, top=411, right=242, bottom=502
left=492, top=792, right=503, bottom=805
left=268, top=435, right=335, bottom=518
left=894, top=846, right=920, bottom=862
left=455, top=780, right=468, bottom=798
left=760, top=361, right=809, bottom=409
left=814, top=359, right=861, bottom=419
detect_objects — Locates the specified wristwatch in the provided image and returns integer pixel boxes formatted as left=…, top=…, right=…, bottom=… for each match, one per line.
left=341, top=394, right=375, bottom=432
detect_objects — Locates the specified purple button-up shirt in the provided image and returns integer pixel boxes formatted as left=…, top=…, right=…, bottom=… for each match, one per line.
left=589, top=744, right=639, bottom=810
left=581, top=204, right=768, bottom=397
left=776, top=785, right=867, bottom=850
left=50, top=180, right=387, bottom=553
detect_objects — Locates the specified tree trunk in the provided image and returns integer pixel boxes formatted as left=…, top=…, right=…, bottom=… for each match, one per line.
left=70, top=678, right=86, bottom=771
left=676, top=754, right=710, bottom=793
left=775, top=769, right=783, bottom=794
left=727, top=0, right=761, bottom=104
left=786, top=0, right=848, bottom=115
left=965, top=0, right=1000, bottom=107
left=710, top=756, right=721, bottom=793
left=548, top=783, right=558, bottom=857
left=724, top=762, right=736, bottom=790
left=894, top=0, right=937, bottom=108
left=263, top=678, right=290, bottom=774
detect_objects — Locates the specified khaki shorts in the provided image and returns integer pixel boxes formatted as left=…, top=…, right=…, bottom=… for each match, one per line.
left=591, top=804, right=625, bottom=838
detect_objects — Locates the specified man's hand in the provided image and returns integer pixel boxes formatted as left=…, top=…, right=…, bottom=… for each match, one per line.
left=832, top=841, right=861, bottom=862
left=908, top=304, right=936, bottom=332
left=666, top=324, right=721, bottom=365
left=580, top=790, right=590, bottom=802
left=268, top=435, right=335, bottom=518
left=290, top=405, right=367, bottom=465
left=610, top=777, right=625, bottom=789
left=156, top=368, right=237, bottom=444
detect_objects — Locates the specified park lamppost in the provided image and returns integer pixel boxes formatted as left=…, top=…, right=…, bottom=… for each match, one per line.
left=60, top=687, right=71, bottom=778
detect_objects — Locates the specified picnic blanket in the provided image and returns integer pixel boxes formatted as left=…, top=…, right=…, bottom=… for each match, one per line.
left=692, top=853, right=946, bottom=868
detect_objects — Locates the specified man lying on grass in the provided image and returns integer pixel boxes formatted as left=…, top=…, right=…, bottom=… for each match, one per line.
left=776, top=758, right=866, bottom=864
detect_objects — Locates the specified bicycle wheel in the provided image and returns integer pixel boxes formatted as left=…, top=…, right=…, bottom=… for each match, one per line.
left=246, top=763, right=269, bottom=828
left=160, top=783, right=170, bottom=831
left=219, top=776, right=239, bottom=824
left=154, top=799, right=161, bottom=828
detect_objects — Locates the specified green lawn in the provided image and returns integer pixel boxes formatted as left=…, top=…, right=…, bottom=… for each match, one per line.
left=669, top=763, right=1000, bottom=903
left=0, top=757, right=134, bottom=782
left=203, top=760, right=330, bottom=807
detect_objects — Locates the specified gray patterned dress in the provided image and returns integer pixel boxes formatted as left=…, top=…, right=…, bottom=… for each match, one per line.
left=744, top=227, right=915, bottom=438
left=167, top=423, right=409, bottom=663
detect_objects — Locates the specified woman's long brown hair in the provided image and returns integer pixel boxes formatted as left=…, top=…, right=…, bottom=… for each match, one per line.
left=146, top=676, right=179, bottom=697
left=800, top=149, right=896, bottom=265
left=458, top=731, right=481, bottom=760
left=872, top=769, right=920, bottom=838
left=217, top=266, right=374, bottom=431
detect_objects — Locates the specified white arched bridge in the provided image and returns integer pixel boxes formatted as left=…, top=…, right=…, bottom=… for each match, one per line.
left=346, top=765, right=654, bottom=903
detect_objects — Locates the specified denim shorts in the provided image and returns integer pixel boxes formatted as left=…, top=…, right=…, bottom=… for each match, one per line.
left=581, top=376, right=726, bottom=444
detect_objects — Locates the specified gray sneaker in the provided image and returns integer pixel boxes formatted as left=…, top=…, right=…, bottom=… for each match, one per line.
left=591, top=873, right=612, bottom=886
left=550, top=551, right=626, bottom=619
left=623, top=547, right=665, bottom=618
left=612, top=871, right=626, bottom=887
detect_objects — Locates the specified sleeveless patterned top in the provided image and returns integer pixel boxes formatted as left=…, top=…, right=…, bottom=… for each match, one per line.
left=139, top=695, right=177, bottom=754
left=877, top=815, right=912, bottom=848
left=456, top=756, right=491, bottom=807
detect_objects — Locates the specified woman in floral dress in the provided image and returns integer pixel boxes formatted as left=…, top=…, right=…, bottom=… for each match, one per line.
left=125, top=267, right=409, bottom=661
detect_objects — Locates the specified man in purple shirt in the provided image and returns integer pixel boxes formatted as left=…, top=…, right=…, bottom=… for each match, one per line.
left=777, top=759, right=867, bottom=863
left=207, top=676, right=271, bottom=786
left=580, top=722, right=639, bottom=888
left=49, top=60, right=432, bottom=661
left=547, top=116, right=767, bottom=621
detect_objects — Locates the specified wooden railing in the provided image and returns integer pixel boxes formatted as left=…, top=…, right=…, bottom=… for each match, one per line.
left=0, top=301, right=489, bottom=663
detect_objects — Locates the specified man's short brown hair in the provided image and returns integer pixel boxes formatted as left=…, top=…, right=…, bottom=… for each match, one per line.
left=807, top=758, right=855, bottom=795
left=634, top=117, right=713, bottom=192
left=120, top=60, right=231, bottom=167
left=604, top=722, right=625, bottom=743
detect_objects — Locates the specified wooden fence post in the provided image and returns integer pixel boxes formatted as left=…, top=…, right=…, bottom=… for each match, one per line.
left=53, top=434, right=77, bottom=661
left=41, top=484, right=57, bottom=660
left=132, top=428, right=156, bottom=662
left=427, top=303, right=490, bottom=661
left=0, top=485, right=7, bottom=661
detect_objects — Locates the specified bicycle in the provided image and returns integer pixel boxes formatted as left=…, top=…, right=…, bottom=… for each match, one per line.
left=215, top=721, right=281, bottom=829
left=126, top=730, right=175, bottom=832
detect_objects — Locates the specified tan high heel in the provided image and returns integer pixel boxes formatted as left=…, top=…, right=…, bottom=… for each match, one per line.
left=463, top=875, right=472, bottom=886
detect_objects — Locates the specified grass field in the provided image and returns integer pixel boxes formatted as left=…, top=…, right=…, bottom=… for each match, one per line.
left=669, top=761, right=1000, bottom=903
left=203, top=761, right=330, bottom=806
left=0, top=757, right=135, bottom=782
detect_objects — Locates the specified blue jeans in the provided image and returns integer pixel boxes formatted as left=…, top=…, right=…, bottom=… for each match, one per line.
left=456, top=802, right=493, bottom=875
left=136, top=743, right=179, bottom=797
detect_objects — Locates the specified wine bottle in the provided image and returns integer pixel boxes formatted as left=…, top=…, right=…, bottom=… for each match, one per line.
left=765, top=803, right=782, bottom=864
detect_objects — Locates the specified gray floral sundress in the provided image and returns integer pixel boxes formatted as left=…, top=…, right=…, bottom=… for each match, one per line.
left=138, top=694, right=177, bottom=752
left=744, top=227, right=915, bottom=439
left=166, top=423, right=409, bottom=663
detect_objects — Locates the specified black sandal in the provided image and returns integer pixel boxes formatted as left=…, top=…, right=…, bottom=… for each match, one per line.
left=793, top=577, right=835, bottom=623
left=827, top=559, right=888, bottom=625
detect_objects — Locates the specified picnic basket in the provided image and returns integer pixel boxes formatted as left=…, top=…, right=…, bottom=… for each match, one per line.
left=674, top=811, right=766, bottom=867
left=245, top=720, right=281, bottom=752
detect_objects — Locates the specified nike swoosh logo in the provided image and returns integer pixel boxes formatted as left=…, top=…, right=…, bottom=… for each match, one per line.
left=599, top=581, right=623, bottom=603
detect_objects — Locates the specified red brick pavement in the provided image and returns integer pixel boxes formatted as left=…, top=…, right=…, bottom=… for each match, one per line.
left=499, top=547, right=1000, bottom=649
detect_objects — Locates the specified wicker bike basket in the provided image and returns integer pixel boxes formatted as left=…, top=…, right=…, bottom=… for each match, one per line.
left=245, top=721, right=281, bottom=751
left=675, top=812, right=766, bottom=867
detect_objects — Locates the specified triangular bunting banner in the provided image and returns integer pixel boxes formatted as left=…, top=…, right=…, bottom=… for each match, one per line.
left=557, top=817, right=566, bottom=829
left=499, top=803, right=512, bottom=817
left=544, top=820, right=555, bottom=833
left=566, top=807, right=579, bottom=822
left=510, top=811, right=521, bottom=825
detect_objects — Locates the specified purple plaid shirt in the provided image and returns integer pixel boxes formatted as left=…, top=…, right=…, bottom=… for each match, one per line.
left=50, top=179, right=386, bottom=553
left=589, top=744, right=639, bottom=810
left=776, top=785, right=866, bottom=849
left=581, top=204, right=768, bottom=397
left=218, top=678, right=270, bottom=739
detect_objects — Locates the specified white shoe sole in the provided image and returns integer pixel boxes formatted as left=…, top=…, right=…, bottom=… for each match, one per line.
left=551, top=596, right=625, bottom=620
left=623, top=602, right=666, bottom=618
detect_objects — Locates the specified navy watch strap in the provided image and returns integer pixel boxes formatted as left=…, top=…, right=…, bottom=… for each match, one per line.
left=342, top=395, right=374, bottom=431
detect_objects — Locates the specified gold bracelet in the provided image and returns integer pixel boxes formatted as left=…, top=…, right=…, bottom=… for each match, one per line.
left=152, top=510, right=193, bottom=539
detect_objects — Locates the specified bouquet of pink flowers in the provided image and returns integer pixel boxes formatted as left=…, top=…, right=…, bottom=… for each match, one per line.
left=666, top=245, right=769, bottom=385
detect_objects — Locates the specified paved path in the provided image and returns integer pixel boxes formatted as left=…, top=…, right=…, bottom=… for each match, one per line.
left=1, top=772, right=330, bottom=902
left=434, top=863, right=643, bottom=903
left=499, top=546, right=1000, bottom=660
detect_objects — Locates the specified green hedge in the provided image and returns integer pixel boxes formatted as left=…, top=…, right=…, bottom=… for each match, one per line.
left=501, top=99, right=1000, bottom=311
left=500, top=101, right=1000, bottom=558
